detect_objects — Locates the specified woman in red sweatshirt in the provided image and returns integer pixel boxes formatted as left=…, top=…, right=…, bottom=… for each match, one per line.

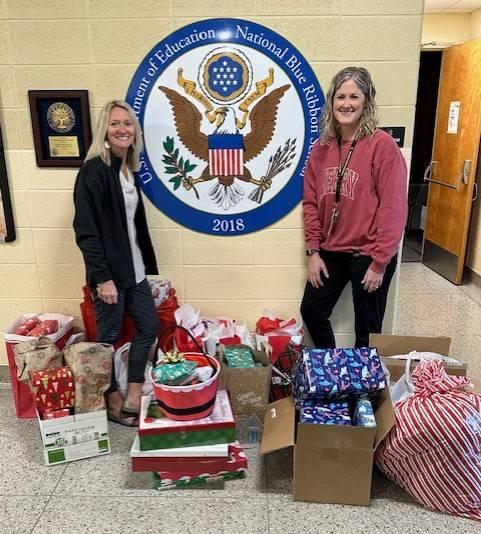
left=301, top=67, right=407, bottom=348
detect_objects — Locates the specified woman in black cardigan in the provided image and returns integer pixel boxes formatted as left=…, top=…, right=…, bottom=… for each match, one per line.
left=73, top=100, right=159, bottom=426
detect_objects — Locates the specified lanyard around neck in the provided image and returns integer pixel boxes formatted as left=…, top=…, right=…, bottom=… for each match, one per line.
left=334, top=133, right=360, bottom=203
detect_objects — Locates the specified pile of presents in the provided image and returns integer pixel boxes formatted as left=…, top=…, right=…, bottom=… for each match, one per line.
left=291, top=345, right=384, bottom=427
left=5, top=293, right=481, bottom=521
left=130, top=389, right=248, bottom=489
left=6, top=315, right=114, bottom=465
left=4, top=285, right=304, bottom=471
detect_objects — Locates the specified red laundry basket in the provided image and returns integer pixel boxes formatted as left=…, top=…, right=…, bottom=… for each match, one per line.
left=151, top=353, right=220, bottom=421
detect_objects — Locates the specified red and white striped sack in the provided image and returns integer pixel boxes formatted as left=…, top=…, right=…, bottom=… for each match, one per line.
left=375, top=360, right=481, bottom=521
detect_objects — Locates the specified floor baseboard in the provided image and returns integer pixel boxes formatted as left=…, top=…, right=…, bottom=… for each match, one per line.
left=464, top=266, right=481, bottom=288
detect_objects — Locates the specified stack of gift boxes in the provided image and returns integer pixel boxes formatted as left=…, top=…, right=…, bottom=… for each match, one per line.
left=130, top=389, right=248, bottom=489
left=291, top=346, right=385, bottom=428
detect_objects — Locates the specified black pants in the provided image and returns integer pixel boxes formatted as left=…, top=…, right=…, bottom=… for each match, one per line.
left=93, top=278, right=160, bottom=393
left=300, top=250, right=397, bottom=349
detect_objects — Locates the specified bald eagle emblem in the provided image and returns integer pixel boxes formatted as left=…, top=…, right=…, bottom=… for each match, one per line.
left=159, top=48, right=296, bottom=210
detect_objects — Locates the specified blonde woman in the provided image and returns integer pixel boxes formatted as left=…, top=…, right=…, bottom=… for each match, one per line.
left=73, top=100, right=159, bottom=426
left=301, top=67, right=407, bottom=348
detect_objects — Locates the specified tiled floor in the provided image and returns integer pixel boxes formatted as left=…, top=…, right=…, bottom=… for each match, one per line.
left=1, top=263, right=480, bottom=533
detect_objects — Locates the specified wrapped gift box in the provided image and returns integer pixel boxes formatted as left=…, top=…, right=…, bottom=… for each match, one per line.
left=152, top=469, right=244, bottom=489
left=152, top=442, right=247, bottom=488
left=299, top=400, right=351, bottom=426
left=139, top=389, right=236, bottom=450
left=223, top=346, right=256, bottom=368
left=30, top=366, right=75, bottom=414
left=292, top=347, right=386, bottom=401
left=43, top=408, right=71, bottom=419
left=353, top=398, right=376, bottom=428
left=131, top=435, right=232, bottom=472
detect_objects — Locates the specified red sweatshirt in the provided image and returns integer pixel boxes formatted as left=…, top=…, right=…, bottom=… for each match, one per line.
left=303, top=129, right=408, bottom=274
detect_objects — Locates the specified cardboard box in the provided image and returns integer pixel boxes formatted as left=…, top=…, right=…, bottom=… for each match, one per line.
left=261, top=334, right=470, bottom=505
left=218, top=344, right=272, bottom=418
left=370, top=334, right=467, bottom=381
left=38, top=409, right=110, bottom=466
left=261, top=389, right=394, bottom=505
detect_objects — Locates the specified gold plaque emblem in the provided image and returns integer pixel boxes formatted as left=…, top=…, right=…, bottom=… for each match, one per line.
left=46, top=102, right=75, bottom=133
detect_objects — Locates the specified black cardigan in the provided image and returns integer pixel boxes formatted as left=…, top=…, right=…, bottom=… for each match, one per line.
left=73, top=155, right=158, bottom=288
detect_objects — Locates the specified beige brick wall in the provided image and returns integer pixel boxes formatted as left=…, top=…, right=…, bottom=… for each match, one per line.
left=422, top=13, right=471, bottom=47
left=0, top=0, right=424, bottom=364
left=472, top=9, right=481, bottom=40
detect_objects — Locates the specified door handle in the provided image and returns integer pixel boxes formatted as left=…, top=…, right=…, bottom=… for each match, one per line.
left=472, top=182, right=478, bottom=202
left=423, top=160, right=472, bottom=191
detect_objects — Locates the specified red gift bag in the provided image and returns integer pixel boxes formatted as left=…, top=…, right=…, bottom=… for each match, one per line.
left=376, top=360, right=481, bottom=521
left=4, top=313, right=73, bottom=418
left=269, top=342, right=302, bottom=402
left=80, top=286, right=179, bottom=352
left=80, top=286, right=135, bottom=347
left=157, top=289, right=179, bottom=352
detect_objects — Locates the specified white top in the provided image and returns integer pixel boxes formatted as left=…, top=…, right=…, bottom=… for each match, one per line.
left=119, top=167, right=146, bottom=284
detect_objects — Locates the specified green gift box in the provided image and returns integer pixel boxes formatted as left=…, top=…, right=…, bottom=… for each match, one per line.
left=138, top=390, right=236, bottom=451
left=139, top=427, right=236, bottom=451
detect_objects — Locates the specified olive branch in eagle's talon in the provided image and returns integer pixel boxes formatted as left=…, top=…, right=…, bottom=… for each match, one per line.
left=248, top=138, right=297, bottom=204
left=162, top=136, right=200, bottom=199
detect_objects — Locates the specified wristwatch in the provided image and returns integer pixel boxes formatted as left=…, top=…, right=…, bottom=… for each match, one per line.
left=305, top=248, right=320, bottom=256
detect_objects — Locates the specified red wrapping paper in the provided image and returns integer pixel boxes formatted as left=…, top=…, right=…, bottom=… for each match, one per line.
left=43, top=408, right=71, bottom=419
left=155, top=443, right=247, bottom=480
left=30, top=366, right=75, bottom=414
left=13, top=318, right=40, bottom=336
left=28, top=320, right=59, bottom=337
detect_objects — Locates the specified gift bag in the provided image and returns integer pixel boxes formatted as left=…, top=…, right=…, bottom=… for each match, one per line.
left=157, top=288, right=179, bottom=352
left=202, top=317, right=252, bottom=356
left=255, top=309, right=303, bottom=362
left=80, top=285, right=135, bottom=347
left=81, top=285, right=179, bottom=352
left=173, top=304, right=205, bottom=352
left=114, top=342, right=153, bottom=398
left=13, top=336, right=63, bottom=383
left=269, top=342, right=302, bottom=402
left=5, top=312, right=73, bottom=418
left=63, top=342, right=113, bottom=413
left=376, top=360, right=481, bottom=521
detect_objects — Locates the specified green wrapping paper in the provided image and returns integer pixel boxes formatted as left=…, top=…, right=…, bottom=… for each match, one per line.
left=224, top=346, right=256, bottom=368
left=139, top=428, right=236, bottom=450
left=152, top=470, right=244, bottom=489
left=152, top=360, right=198, bottom=385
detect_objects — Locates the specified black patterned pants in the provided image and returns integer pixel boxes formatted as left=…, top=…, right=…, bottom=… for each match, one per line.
left=93, top=278, right=160, bottom=393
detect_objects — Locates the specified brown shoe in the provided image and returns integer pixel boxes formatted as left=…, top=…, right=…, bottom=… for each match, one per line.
left=107, top=410, right=138, bottom=427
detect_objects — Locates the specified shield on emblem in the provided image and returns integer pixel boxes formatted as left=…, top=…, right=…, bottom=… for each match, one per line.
left=208, top=134, right=244, bottom=176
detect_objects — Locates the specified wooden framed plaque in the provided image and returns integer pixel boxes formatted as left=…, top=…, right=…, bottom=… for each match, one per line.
left=28, top=89, right=92, bottom=167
